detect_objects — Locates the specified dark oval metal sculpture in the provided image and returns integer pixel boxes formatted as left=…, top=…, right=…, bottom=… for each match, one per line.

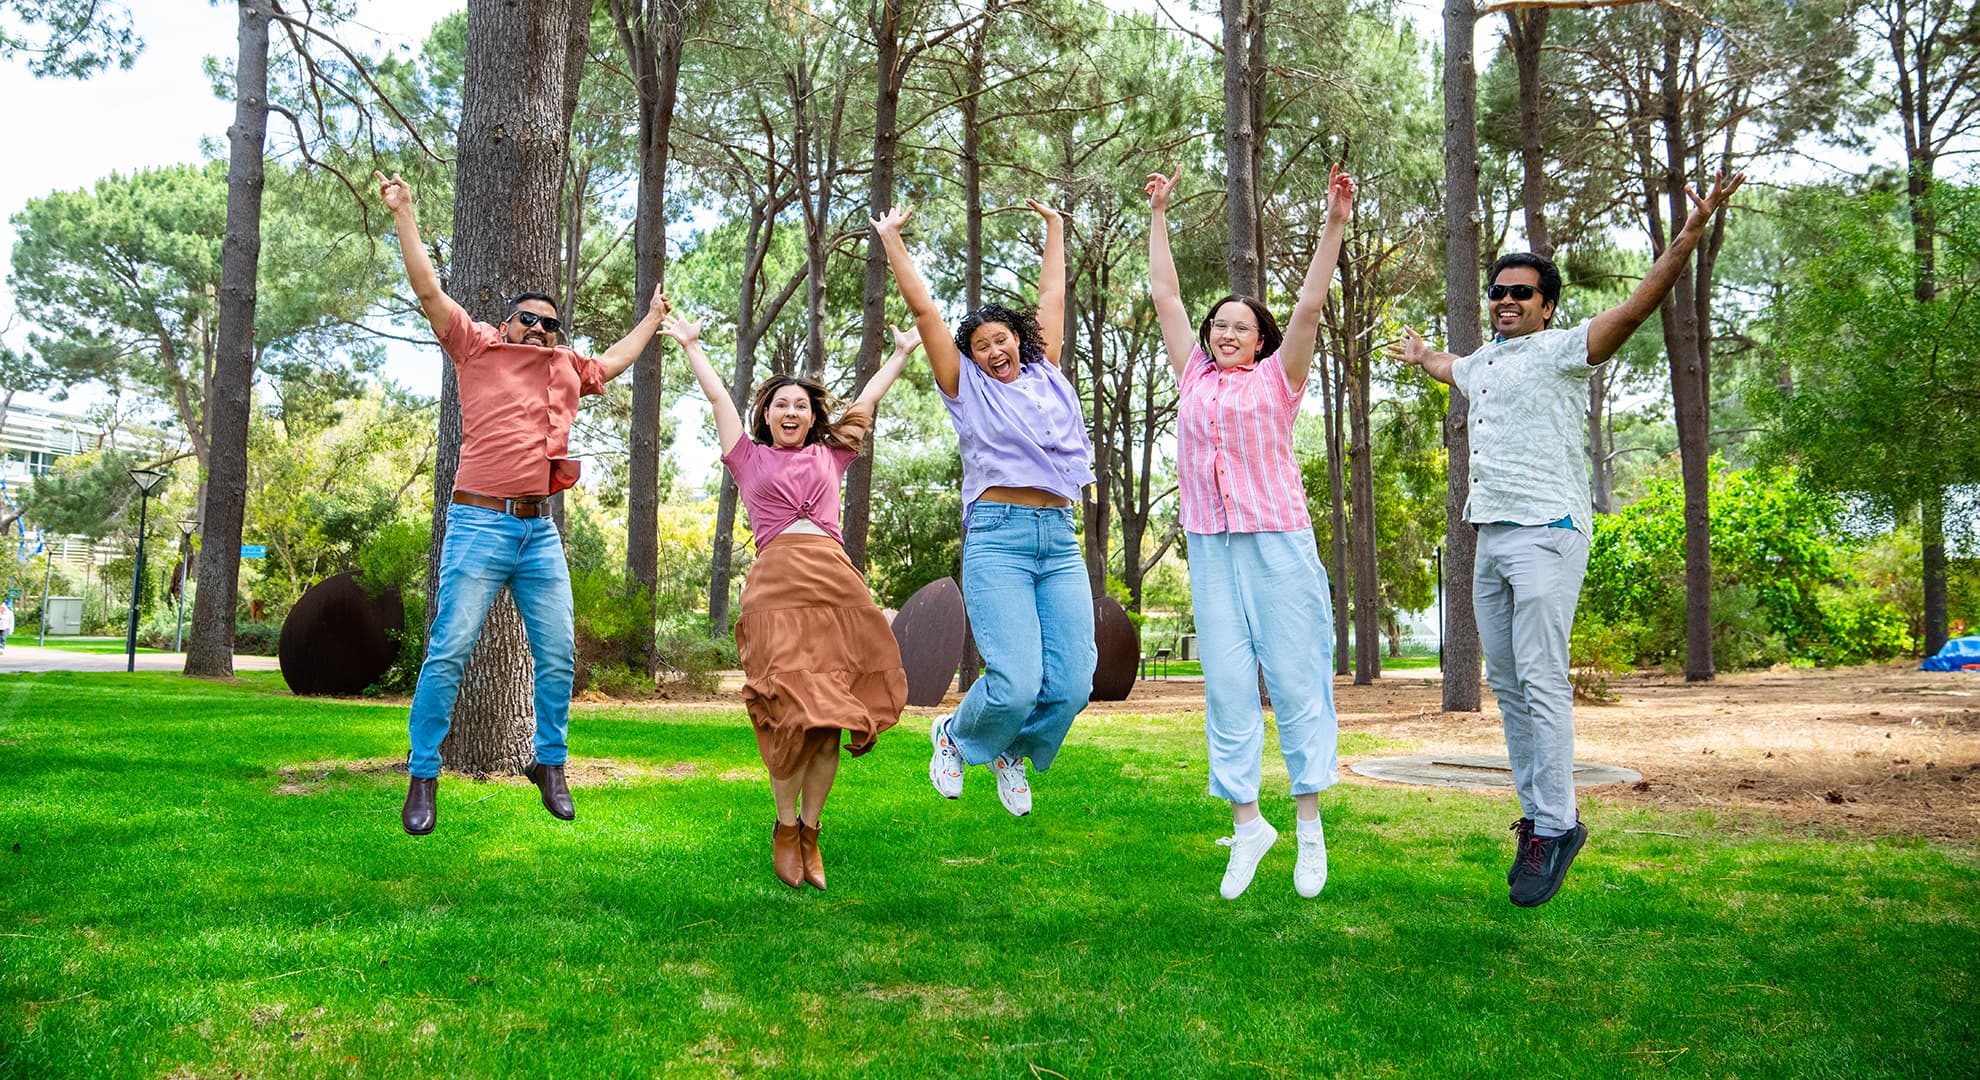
left=279, top=570, right=404, bottom=696
left=1090, top=595, right=1140, bottom=701
left=891, top=576, right=967, bottom=707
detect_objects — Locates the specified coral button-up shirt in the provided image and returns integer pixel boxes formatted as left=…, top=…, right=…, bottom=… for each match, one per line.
left=1175, top=345, right=1312, bottom=534
left=438, top=306, right=607, bottom=498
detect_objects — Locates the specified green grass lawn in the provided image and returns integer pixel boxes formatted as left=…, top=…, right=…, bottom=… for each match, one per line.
left=1, top=672, right=1973, bottom=1078
left=18, top=635, right=166, bottom=655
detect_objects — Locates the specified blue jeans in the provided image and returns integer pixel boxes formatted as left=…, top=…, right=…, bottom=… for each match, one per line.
left=406, top=503, right=577, bottom=779
left=1186, top=529, right=1339, bottom=803
left=951, top=504, right=1095, bottom=771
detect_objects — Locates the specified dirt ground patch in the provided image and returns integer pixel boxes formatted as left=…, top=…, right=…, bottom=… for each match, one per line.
left=1329, top=663, right=1977, bottom=839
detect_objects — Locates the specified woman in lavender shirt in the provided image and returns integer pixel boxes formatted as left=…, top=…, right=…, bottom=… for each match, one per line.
left=872, top=199, right=1097, bottom=818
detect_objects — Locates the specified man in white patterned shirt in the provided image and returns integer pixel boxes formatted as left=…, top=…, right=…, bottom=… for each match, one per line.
left=1393, top=172, right=1744, bottom=907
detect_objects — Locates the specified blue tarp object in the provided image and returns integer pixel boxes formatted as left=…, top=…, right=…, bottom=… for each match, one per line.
left=1920, top=635, right=1980, bottom=672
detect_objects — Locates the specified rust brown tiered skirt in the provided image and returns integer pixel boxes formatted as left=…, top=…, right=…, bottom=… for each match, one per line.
left=735, top=533, right=907, bottom=779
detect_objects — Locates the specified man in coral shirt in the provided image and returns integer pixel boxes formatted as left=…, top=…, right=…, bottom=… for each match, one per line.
left=377, top=172, right=668, bottom=836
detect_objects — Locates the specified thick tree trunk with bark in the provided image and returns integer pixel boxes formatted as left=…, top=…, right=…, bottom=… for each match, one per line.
left=1318, top=347, right=1351, bottom=675
left=1441, top=0, right=1483, bottom=712
left=429, top=0, right=590, bottom=773
left=612, top=0, right=688, bottom=673
left=1507, top=7, right=1553, bottom=256
left=1346, top=343, right=1380, bottom=685
left=1222, top=0, right=1263, bottom=297
left=185, top=0, right=271, bottom=677
left=844, top=0, right=903, bottom=571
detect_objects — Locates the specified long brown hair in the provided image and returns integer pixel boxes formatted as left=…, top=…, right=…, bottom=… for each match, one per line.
left=748, top=374, right=871, bottom=453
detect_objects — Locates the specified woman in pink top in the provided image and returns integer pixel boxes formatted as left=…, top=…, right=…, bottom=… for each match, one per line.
left=1146, top=164, right=1356, bottom=900
left=665, top=313, right=916, bottom=892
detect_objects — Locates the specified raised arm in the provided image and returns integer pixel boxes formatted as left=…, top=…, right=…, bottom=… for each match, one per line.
left=871, top=204, right=964, bottom=398
left=1145, top=169, right=1199, bottom=378
left=1586, top=172, right=1746, bottom=366
left=1027, top=199, right=1067, bottom=365
left=1387, top=327, right=1458, bottom=387
left=595, top=287, right=671, bottom=382
left=1279, top=165, right=1357, bottom=387
left=376, top=171, right=463, bottom=339
left=852, top=324, right=922, bottom=414
left=663, top=313, right=746, bottom=456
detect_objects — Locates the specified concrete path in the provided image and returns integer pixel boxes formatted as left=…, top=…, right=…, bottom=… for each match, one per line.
left=0, top=643, right=283, bottom=675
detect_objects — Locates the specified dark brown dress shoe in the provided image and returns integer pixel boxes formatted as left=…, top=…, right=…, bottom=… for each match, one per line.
left=772, top=821, right=804, bottom=889
left=524, top=762, right=575, bottom=820
left=402, top=776, right=437, bottom=835
left=798, top=821, right=826, bottom=891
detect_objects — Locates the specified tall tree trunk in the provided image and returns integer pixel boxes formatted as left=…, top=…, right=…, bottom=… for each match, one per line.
left=1319, top=342, right=1351, bottom=675
left=1221, top=0, right=1262, bottom=297
left=1654, top=14, right=1714, bottom=682
left=185, top=0, right=271, bottom=677
left=1587, top=369, right=1613, bottom=513
left=843, top=0, right=902, bottom=571
left=429, top=0, right=590, bottom=772
left=1347, top=341, right=1380, bottom=685
left=1082, top=261, right=1111, bottom=598
left=612, top=0, right=688, bottom=674
left=1507, top=7, right=1552, bottom=257
left=1441, top=0, right=1483, bottom=711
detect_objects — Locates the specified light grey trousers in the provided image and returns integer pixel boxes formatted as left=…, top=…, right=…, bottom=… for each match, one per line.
left=1473, top=523, right=1590, bottom=837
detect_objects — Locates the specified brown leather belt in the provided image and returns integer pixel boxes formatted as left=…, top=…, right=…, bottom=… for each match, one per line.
left=452, top=491, right=552, bottom=518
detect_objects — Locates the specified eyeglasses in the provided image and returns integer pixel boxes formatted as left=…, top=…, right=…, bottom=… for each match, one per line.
left=510, top=311, right=563, bottom=334
left=1209, top=320, right=1258, bottom=335
left=1486, top=284, right=1540, bottom=302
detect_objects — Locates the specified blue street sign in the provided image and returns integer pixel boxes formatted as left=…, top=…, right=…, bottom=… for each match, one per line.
left=240, top=544, right=267, bottom=559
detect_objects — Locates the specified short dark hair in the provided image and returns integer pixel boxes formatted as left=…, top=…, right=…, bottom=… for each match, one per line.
left=1195, top=295, right=1284, bottom=361
left=1488, top=253, right=1562, bottom=312
left=954, top=303, right=1047, bottom=367
left=504, top=292, right=561, bottom=318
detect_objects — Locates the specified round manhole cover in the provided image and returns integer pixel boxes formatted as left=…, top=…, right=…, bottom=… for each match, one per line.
left=1350, top=753, right=1640, bottom=789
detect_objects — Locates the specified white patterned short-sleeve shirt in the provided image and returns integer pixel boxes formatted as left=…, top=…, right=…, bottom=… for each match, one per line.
left=1452, top=321, right=1602, bottom=535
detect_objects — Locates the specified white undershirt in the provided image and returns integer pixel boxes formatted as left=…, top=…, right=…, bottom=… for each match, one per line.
left=780, top=518, right=828, bottom=537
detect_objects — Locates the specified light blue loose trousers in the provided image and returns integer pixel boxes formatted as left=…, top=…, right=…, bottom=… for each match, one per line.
left=406, top=502, right=577, bottom=779
left=1186, top=529, right=1339, bottom=804
left=1473, top=523, right=1590, bottom=837
left=950, top=504, right=1095, bottom=770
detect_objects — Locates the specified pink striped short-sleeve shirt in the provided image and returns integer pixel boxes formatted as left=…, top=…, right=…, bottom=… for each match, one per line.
left=1176, top=345, right=1311, bottom=534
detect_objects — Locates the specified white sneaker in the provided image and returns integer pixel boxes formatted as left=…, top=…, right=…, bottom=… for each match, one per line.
left=1216, top=818, right=1279, bottom=900
left=989, top=754, right=1032, bottom=817
left=928, top=714, right=964, bottom=799
left=1294, top=817, right=1328, bottom=898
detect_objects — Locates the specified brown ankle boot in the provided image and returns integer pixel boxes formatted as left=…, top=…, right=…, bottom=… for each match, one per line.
left=797, top=821, right=826, bottom=891
left=772, top=821, right=804, bottom=889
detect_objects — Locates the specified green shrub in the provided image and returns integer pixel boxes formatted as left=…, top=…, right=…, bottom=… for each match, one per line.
left=1569, top=615, right=1643, bottom=702
left=1816, top=587, right=1914, bottom=664
left=586, top=661, right=657, bottom=698
left=233, top=619, right=281, bottom=656
left=654, top=610, right=737, bottom=695
left=355, top=518, right=432, bottom=694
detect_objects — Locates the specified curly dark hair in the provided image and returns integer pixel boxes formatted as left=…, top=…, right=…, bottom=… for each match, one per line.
left=954, top=303, right=1047, bottom=367
left=748, top=375, right=867, bottom=453
left=1195, top=295, right=1284, bottom=361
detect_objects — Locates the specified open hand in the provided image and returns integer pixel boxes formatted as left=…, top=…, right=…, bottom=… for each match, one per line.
left=1326, top=164, right=1357, bottom=225
left=660, top=312, right=701, bottom=347
left=1385, top=326, right=1429, bottom=369
left=1145, top=169, right=1180, bottom=213
left=871, top=203, right=913, bottom=235
left=375, top=171, right=412, bottom=214
left=891, top=323, right=922, bottom=355
left=1683, top=171, right=1746, bottom=232
left=1023, top=198, right=1063, bottom=224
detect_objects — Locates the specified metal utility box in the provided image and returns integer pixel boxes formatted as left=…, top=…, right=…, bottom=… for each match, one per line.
left=43, top=596, right=82, bottom=635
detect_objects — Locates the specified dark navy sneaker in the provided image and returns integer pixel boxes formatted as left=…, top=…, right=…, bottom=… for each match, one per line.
left=1509, top=821, right=1587, bottom=907
left=1508, top=818, right=1535, bottom=885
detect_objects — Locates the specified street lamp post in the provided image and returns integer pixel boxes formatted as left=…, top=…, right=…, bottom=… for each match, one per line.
left=174, top=517, right=199, bottom=652
left=37, top=538, right=53, bottom=647
left=125, top=468, right=166, bottom=673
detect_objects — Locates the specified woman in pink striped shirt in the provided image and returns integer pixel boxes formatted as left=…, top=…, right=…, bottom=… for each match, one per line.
left=1146, top=164, right=1356, bottom=900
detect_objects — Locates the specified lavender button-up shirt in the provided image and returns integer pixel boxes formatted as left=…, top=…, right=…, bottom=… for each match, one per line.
left=942, top=357, right=1095, bottom=525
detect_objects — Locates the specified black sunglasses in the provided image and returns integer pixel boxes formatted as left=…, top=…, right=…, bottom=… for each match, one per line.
left=1486, top=283, right=1540, bottom=302
left=510, top=311, right=563, bottom=334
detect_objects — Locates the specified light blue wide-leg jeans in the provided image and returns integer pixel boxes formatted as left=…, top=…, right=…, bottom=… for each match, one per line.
left=951, top=504, right=1096, bottom=771
left=1187, top=529, right=1339, bottom=804
left=406, top=503, right=577, bottom=779
left=1473, top=523, right=1589, bottom=837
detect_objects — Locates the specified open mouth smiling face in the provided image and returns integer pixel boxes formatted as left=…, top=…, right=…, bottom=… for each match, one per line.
left=968, top=322, right=1024, bottom=383
left=765, top=387, right=814, bottom=448
left=1207, top=300, right=1263, bottom=368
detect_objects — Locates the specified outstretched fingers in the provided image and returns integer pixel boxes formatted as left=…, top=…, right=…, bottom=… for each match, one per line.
left=871, top=203, right=914, bottom=233
left=1145, top=168, right=1180, bottom=210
